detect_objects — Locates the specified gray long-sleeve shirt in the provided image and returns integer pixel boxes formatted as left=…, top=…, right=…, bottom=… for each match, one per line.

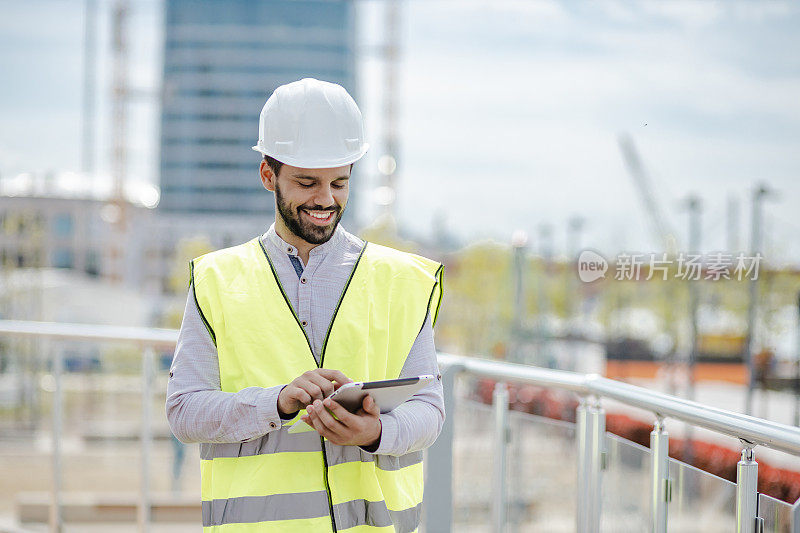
left=165, top=223, right=444, bottom=456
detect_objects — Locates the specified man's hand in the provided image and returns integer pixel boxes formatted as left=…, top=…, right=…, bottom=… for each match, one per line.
left=302, top=395, right=382, bottom=447
left=278, top=369, right=352, bottom=417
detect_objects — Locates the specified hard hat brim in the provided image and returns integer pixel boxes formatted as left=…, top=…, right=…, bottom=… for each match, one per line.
left=251, top=144, right=369, bottom=169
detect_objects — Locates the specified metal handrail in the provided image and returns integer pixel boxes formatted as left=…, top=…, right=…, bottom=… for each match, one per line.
left=0, top=320, right=178, bottom=346
left=1, top=322, right=797, bottom=454
left=2, top=321, right=799, bottom=533
left=438, top=352, right=800, bottom=456
left=435, top=352, right=800, bottom=533
left=0, top=319, right=172, bottom=533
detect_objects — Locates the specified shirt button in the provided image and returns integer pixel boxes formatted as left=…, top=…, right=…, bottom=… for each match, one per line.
left=269, top=421, right=277, bottom=429
left=301, top=320, right=308, bottom=327
left=300, top=278, right=307, bottom=284
left=286, top=247, right=292, bottom=253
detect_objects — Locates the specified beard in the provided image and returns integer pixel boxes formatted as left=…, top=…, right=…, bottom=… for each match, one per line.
left=275, top=181, right=344, bottom=245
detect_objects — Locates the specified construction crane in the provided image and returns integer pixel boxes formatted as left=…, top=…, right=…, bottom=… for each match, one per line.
left=81, top=0, right=97, bottom=175
left=379, top=1, right=400, bottom=219
left=617, top=133, right=678, bottom=253
left=107, top=0, right=130, bottom=284
left=616, top=133, right=681, bottom=397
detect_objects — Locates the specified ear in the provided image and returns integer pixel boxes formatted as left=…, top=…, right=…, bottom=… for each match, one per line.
left=260, top=160, right=276, bottom=192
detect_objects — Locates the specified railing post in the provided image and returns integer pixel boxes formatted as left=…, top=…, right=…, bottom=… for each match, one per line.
left=589, top=399, right=605, bottom=532
left=50, top=344, right=63, bottom=533
left=492, top=382, right=509, bottom=533
left=423, top=362, right=463, bottom=533
left=736, top=444, right=761, bottom=533
left=577, top=398, right=591, bottom=533
left=139, top=346, right=154, bottom=532
left=650, top=417, right=670, bottom=533
left=577, top=397, right=604, bottom=533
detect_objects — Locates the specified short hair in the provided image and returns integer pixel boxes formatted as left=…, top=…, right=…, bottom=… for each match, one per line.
left=263, top=155, right=283, bottom=177
left=262, top=155, right=355, bottom=178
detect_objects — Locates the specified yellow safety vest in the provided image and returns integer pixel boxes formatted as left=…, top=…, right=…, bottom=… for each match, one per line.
left=191, top=237, right=443, bottom=533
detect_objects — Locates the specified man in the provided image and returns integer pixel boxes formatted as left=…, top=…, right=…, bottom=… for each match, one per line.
left=166, top=78, right=445, bottom=533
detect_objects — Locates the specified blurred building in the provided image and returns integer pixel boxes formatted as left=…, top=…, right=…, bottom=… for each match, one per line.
left=0, top=172, right=163, bottom=293
left=158, top=0, right=358, bottom=248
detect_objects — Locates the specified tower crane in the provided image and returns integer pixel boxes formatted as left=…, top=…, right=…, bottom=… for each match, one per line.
left=617, top=133, right=679, bottom=253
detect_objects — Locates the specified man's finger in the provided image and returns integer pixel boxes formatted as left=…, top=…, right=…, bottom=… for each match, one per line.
left=303, top=413, right=332, bottom=440
left=316, top=369, right=352, bottom=385
left=305, top=373, right=336, bottom=398
left=362, top=394, right=380, bottom=416
left=296, top=379, right=324, bottom=402
left=310, top=400, right=346, bottom=435
left=290, top=386, right=312, bottom=405
left=280, top=386, right=307, bottom=412
left=322, top=399, right=356, bottom=426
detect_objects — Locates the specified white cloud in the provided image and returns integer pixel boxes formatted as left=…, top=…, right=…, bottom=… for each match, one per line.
left=3, top=0, right=800, bottom=261
left=380, top=0, right=800, bottom=258
left=641, top=0, right=725, bottom=28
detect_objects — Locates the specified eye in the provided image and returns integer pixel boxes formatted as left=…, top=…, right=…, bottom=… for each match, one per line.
left=332, top=183, right=346, bottom=189
left=298, top=183, right=313, bottom=188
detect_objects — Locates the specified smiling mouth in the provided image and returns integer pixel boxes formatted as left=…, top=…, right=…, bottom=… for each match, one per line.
left=301, top=209, right=336, bottom=226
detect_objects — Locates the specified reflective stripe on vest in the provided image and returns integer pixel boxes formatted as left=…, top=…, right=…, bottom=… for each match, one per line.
left=192, top=237, right=443, bottom=532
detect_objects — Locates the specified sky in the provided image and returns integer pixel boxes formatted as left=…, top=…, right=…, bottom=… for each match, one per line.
left=2, top=0, right=800, bottom=264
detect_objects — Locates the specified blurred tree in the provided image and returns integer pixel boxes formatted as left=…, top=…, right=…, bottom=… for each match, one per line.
left=358, top=214, right=418, bottom=253
left=437, top=240, right=513, bottom=356
left=168, top=236, right=213, bottom=296
left=161, top=236, right=214, bottom=329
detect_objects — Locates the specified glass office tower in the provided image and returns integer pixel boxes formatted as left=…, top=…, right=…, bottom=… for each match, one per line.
left=159, top=0, right=357, bottom=218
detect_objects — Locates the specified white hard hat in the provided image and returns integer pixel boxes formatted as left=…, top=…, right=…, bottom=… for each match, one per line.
left=252, top=78, right=369, bottom=169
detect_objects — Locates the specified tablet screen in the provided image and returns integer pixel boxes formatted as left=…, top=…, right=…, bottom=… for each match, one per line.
left=361, top=376, right=420, bottom=389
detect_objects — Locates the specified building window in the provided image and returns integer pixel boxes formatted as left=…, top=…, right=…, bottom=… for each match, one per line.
left=52, top=248, right=74, bottom=269
left=85, top=250, right=99, bottom=277
left=53, top=214, right=74, bottom=238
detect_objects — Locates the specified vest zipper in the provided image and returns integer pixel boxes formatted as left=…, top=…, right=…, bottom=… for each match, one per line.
left=318, top=243, right=368, bottom=362
left=314, top=244, right=365, bottom=533
left=320, top=439, right=337, bottom=532
left=259, top=238, right=360, bottom=532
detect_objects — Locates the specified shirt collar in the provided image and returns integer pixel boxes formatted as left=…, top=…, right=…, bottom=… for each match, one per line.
left=264, top=223, right=345, bottom=258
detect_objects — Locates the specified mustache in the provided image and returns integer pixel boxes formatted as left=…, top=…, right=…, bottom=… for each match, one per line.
left=298, top=205, right=338, bottom=213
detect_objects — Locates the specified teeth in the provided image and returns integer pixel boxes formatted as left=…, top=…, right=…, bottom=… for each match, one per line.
left=306, top=210, right=332, bottom=219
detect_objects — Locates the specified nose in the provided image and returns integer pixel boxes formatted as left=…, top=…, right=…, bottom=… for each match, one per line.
left=313, top=184, right=335, bottom=208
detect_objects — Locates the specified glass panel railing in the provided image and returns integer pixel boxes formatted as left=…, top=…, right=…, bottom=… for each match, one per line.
left=0, top=341, right=198, bottom=527
left=759, top=492, right=795, bottom=533
left=601, top=433, right=651, bottom=532
left=505, top=409, right=577, bottom=531
left=667, top=457, right=736, bottom=532
left=452, top=397, right=494, bottom=530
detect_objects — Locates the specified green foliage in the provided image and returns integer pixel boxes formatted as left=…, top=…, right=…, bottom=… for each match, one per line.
left=436, top=240, right=513, bottom=355
left=358, top=214, right=419, bottom=253
left=168, top=236, right=213, bottom=295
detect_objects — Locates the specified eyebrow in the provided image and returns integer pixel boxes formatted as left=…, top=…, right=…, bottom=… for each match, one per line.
left=293, top=175, right=350, bottom=181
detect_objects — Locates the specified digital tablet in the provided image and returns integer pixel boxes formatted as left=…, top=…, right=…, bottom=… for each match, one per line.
left=287, top=374, right=436, bottom=434
left=328, top=375, right=436, bottom=413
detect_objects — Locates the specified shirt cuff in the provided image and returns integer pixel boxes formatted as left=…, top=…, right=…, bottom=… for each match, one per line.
left=359, top=414, right=397, bottom=455
left=255, top=384, right=287, bottom=433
